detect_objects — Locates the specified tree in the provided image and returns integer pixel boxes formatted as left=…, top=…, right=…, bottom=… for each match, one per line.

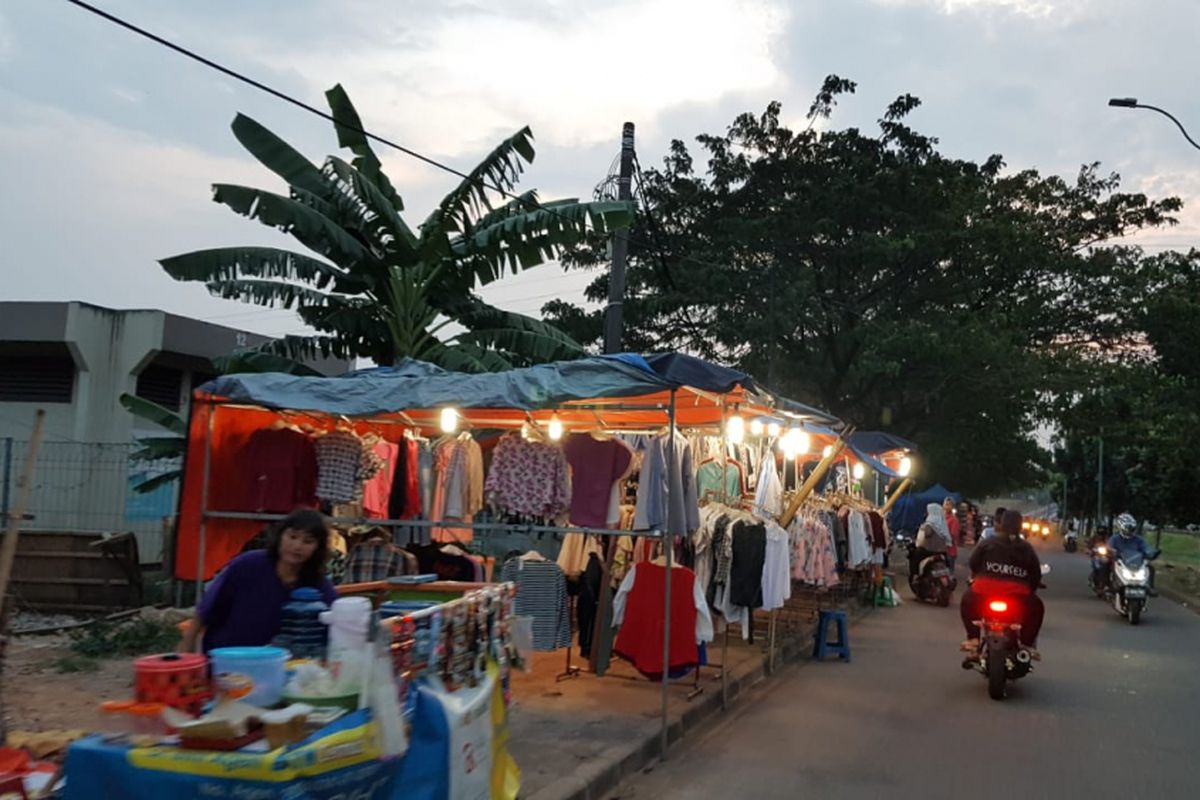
left=162, top=85, right=634, bottom=372
left=548, top=76, right=1182, bottom=496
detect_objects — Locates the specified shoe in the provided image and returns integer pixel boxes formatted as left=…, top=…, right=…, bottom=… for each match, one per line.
left=1027, top=647, right=1041, bottom=661
left=960, top=638, right=980, bottom=652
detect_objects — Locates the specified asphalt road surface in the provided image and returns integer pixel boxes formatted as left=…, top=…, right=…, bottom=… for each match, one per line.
left=614, top=541, right=1200, bottom=800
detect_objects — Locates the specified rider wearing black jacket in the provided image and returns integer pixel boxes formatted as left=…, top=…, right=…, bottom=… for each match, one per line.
left=961, top=511, right=1044, bottom=649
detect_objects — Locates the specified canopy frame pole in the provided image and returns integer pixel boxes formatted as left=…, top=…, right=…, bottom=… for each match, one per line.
left=718, top=401, right=730, bottom=710
left=779, top=427, right=855, bottom=528
left=660, top=389, right=677, bottom=758
left=195, top=406, right=215, bottom=605
left=880, top=477, right=914, bottom=515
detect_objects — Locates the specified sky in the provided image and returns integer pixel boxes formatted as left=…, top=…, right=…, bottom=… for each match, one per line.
left=2, top=0, right=1198, bottom=340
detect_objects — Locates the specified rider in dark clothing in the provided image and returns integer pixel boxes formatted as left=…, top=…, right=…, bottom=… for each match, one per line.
left=960, top=511, right=1044, bottom=649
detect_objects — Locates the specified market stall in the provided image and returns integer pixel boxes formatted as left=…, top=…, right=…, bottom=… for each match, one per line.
left=63, top=352, right=881, bottom=798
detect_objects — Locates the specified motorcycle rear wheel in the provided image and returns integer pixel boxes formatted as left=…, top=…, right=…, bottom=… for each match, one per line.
left=987, top=650, right=1007, bottom=701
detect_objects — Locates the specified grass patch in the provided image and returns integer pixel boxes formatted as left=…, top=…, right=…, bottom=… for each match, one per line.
left=54, top=655, right=100, bottom=673
left=1155, top=531, right=1200, bottom=568
left=68, top=617, right=179, bottom=660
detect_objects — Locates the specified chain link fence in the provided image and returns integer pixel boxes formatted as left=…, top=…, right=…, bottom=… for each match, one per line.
left=1, top=439, right=179, bottom=565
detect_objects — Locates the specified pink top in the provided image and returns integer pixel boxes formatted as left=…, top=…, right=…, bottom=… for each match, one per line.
left=362, top=440, right=399, bottom=519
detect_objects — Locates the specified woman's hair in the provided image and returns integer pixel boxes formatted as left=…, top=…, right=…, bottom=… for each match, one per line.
left=266, top=508, right=330, bottom=586
left=999, top=510, right=1023, bottom=538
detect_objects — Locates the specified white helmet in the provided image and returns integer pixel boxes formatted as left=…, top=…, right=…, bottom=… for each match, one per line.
left=1115, top=513, right=1137, bottom=539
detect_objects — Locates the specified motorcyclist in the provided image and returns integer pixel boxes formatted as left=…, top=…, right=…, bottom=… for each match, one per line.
left=908, top=502, right=952, bottom=578
left=980, top=507, right=1006, bottom=541
left=1094, top=513, right=1158, bottom=595
left=960, top=510, right=1044, bottom=656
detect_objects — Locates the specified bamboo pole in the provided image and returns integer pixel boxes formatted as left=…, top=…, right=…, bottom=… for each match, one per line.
left=779, top=428, right=855, bottom=528
left=880, top=477, right=914, bottom=515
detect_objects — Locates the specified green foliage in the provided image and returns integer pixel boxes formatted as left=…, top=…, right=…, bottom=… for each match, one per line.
left=550, top=75, right=1183, bottom=496
left=162, top=84, right=634, bottom=371
left=69, top=617, right=179, bottom=660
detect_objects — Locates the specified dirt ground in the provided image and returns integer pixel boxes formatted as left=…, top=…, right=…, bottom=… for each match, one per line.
left=3, top=634, right=135, bottom=733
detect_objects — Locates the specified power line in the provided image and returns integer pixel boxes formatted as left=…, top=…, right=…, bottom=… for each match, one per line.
left=62, top=0, right=632, bottom=245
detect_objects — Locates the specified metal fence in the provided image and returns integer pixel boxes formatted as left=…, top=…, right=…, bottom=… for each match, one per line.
left=1, top=439, right=179, bottom=565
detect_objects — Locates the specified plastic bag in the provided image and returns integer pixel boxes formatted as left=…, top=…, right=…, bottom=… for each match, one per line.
left=511, top=616, right=534, bottom=673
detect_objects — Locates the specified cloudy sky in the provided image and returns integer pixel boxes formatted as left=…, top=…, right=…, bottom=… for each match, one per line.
left=3, top=0, right=1198, bottom=339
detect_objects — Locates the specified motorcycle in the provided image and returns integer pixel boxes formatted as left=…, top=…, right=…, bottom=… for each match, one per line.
left=1100, top=549, right=1159, bottom=625
left=962, top=564, right=1050, bottom=701
left=1088, top=544, right=1110, bottom=597
left=905, top=541, right=956, bottom=607
left=1064, top=528, right=1078, bottom=552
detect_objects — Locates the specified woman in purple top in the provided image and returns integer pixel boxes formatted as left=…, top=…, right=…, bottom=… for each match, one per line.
left=180, top=509, right=338, bottom=653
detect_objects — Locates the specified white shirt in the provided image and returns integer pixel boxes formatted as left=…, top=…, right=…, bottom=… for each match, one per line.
left=761, top=521, right=793, bottom=611
left=754, top=459, right=784, bottom=520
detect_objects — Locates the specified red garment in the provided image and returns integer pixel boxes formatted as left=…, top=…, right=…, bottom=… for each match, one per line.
left=362, top=440, right=399, bottom=519
left=614, top=563, right=699, bottom=678
left=563, top=434, right=634, bottom=527
left=971, top=575, right=1034, bottom=597
left=235, top=428, right=318, bottom=513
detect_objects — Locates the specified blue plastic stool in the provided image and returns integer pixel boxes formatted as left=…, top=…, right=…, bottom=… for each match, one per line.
left=813, top=609, right=851, bottom=662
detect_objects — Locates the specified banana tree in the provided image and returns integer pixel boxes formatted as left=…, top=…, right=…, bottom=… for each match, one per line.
left=161, top=85, right=634, bottom=371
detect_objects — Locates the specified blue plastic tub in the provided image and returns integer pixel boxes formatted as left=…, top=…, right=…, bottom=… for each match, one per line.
left=209, top=646, right=289, bottom=707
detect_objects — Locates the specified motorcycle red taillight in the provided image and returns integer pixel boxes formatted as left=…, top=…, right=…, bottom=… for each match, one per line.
left=988, top=600, right=1009, bottom=613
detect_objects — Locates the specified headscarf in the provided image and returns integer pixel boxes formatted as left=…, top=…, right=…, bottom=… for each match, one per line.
left=924, top=502, right=951, bottom=543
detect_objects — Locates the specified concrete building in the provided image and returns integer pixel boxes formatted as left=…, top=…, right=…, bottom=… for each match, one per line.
left=0, top=301, right=349, bottom=562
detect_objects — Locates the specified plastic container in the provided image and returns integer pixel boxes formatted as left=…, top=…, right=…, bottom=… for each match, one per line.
left=97, top=700, right=137, bottom=735
left=276, top=588, right=330, bottom=660
left=209, top=647, right=289, bottom=707
left=320, top=596, right=372, bottom=655
left=127, top=702, right=169, bottom=736
left=134, top=653, right=211, bottom=716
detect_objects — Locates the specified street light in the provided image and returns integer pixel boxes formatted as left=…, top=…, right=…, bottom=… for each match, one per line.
left=1108, top=97, right=1200, bottom=152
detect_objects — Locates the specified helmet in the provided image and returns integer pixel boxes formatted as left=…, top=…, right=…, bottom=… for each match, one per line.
left=1115, top=513, right=1137, bottom=538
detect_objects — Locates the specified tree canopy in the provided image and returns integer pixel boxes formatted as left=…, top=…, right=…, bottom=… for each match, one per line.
left=548, top=76, right=1184, bottom=497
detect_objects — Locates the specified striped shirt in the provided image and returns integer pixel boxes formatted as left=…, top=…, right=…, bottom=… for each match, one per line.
left=501, top=557, right=571, bottom=651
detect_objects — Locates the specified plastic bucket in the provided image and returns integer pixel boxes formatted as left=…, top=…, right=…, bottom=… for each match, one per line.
left=209, top=647, right=289, bottom=707
left=134, top=653, right=211, bottom=715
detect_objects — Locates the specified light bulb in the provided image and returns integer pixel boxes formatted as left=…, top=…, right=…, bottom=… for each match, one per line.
left=822, top=445, right=834, bottom=459
left=749, top=419, right=765, bottom=437
left=852, top=462, right=866, bottom=480
left=440, top=407, right=458, bottom=433
left=548, top=414, right=564, bottom=441
left=899, top=456, right=912, bottom=477
left=794, top=430, right=810, bottom=456
left=767, top=422, right=781, bottom=439
left=727, top=415, right=745, bottom=444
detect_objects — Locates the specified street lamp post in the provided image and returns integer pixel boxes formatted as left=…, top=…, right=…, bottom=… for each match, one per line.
left=1108, top=97, right=1200, bottom=152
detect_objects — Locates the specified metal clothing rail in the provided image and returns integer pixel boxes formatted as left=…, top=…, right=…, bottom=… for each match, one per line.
left=202, top=511, right=665, bottom=541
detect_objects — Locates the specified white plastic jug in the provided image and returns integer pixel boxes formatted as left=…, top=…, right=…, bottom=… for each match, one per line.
left=319, top=596, right=372, bottom=654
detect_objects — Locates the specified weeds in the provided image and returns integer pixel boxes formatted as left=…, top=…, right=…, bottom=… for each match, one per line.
left=68, top=617, right=179, bottom=660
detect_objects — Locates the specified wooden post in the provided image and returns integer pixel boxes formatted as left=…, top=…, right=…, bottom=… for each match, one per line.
left=780, top=429, right=854, bottom=528
left=0, top=410, right=47, bottom=741
left=880, top=478, right=914, bottom=515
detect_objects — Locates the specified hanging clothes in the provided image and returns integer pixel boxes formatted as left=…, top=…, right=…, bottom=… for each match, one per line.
left=344, top=537, right=417, bottom=584
left=729, top=519, right=766, bottom=608
left=612, top=562, right=712, bottom=679
left=236, top=428, right=318, bottom=512
left=788, top=511, right=839, bottom=588
left=696, top=458, right=745, bottom=505
left=556, top=533, right=603, bottom=577
left=760, top=521, right=792, bottom=611
left=846, top=508, right=872, bottom=568
left=485, top=433, right=571, bottom=519
left=563, top=433, right=635, bottom=528
left=315, top=430, right=383, bottom=504
left=753, top=456, right=783, bottom=521
left=501, top=556, right=571, bottom=651
left=575, top=553, right=606, bottom=659
left=362, top=439, right=399, bottom=519
left=430, top=435, right=484, bottom=543
left=630, top=432, right=700, bottom=536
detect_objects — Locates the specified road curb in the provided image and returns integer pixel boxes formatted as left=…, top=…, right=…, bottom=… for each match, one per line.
left=524, top=606, right=873, bottom=800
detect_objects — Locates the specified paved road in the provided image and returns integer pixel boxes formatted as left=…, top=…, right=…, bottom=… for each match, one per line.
left=614, top=542, right=1200, bottom=799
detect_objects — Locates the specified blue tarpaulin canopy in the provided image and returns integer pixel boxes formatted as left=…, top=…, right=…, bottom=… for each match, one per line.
left=199, top=352, right=840, bottom=423
left=888, top=483, right=962, bottom=534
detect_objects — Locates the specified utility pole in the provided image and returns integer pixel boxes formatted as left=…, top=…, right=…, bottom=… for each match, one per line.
left=603, top=122, right=636, bottom=355
left=1096, top=434, right=1104, bottom=533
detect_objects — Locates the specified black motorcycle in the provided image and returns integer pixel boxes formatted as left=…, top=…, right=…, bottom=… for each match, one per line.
left=962, top=564, right=1050, bottom=701
left=905, top=542, right=956, bottom=607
